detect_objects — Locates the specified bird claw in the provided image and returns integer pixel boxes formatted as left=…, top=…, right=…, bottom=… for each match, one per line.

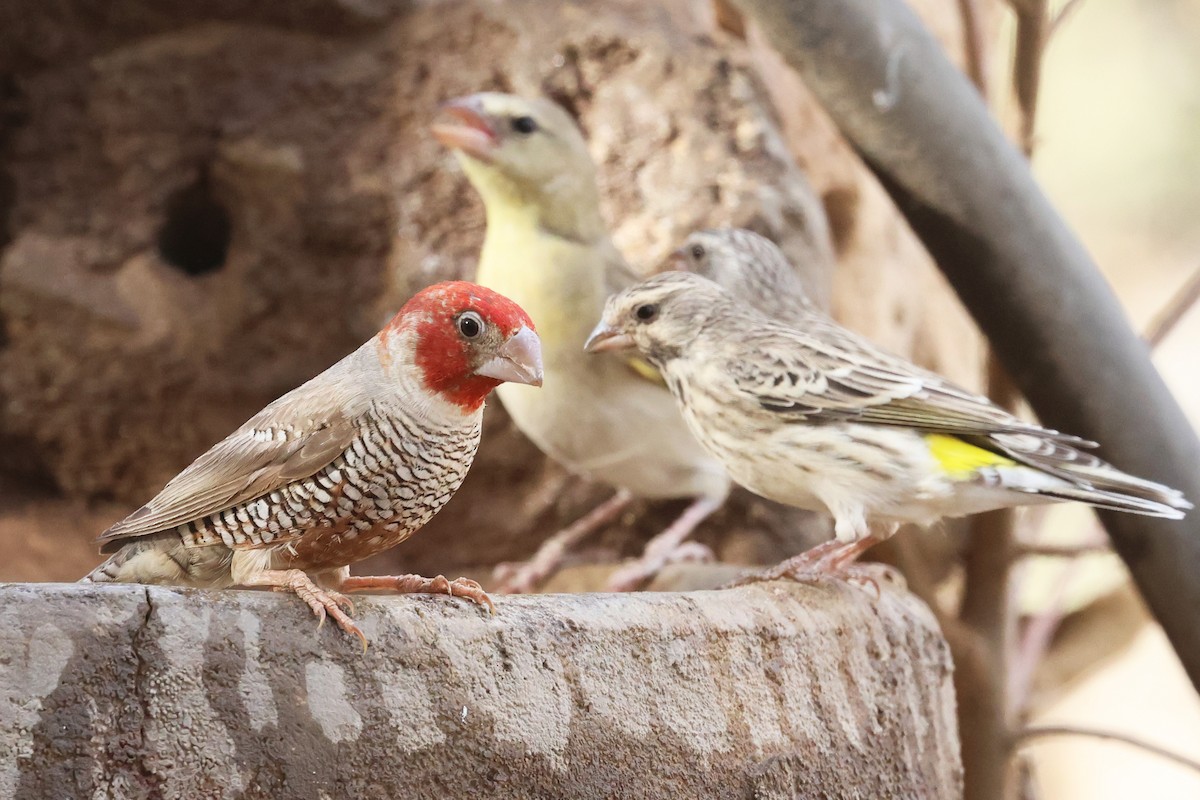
left=339, top=573, right=495, bottom=615
left=326, top=589, right=356, bottom=615
left=257, top=569, right=368, bottom=650
left=443, top=575, right=496, bottom=614
left=846, top=562, right=905, bottom=596
left=727, top=537, right=891, bottom=599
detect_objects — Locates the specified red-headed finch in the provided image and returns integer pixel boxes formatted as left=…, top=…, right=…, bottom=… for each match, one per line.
left=433, top=92, right=729, bottom=592
left=586, top=272, right=1190, bottom=577
left=84, top=282, right=543, bottom=646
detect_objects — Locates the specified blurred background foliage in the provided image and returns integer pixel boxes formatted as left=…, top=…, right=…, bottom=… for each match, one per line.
left=1015, top=0, right=1200, bottom=795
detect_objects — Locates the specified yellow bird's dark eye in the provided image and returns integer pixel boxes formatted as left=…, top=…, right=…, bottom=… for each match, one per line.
left=511, top=116, right=538, bottom=135
left=689, top=243, right=706, bottom=260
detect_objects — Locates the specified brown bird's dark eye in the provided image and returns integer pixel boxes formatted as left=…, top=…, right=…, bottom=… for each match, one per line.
left=511, top=116, right=538, bottom=135
left=634, top=304, right=659, bottom=322
left=457, top=311, right=484, bottom=339
left=689, top=243, right=706, bottom=260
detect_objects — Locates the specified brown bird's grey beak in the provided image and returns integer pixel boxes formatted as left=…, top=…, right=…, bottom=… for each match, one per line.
left=476, top=325, right=543, bottom=387
left=431, top=96, right=498, bottom=162
left=584, top=321, right=635, bottom=354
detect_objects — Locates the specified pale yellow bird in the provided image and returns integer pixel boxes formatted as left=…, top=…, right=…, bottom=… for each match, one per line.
left=433, top=92, right=730, bottom=592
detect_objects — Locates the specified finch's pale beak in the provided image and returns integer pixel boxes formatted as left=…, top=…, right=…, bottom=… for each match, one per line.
left=476, top=325, right=543, bottom=387
left=584, top=322, right=635, bottom=354
left=432, top=97, right=498, bottom=162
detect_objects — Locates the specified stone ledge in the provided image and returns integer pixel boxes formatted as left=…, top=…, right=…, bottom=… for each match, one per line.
left=0, top=581, right=960, bottom=799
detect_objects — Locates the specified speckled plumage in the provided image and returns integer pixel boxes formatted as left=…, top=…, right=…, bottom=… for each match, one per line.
left=667, top=228, right=818, bottom=323
left=588, top=271, right=1190, bottom=553
left=86, top=402, right=480, bottom=586
left=84, top=281, right=543, bottom=644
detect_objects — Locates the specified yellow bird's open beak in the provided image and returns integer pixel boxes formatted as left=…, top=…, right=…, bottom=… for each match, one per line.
left=431, top=96, right=498, bottom=162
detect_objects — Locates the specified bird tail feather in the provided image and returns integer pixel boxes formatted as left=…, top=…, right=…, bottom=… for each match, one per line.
left=985, top=434, right=1191, bottom=519
left=1027, top=484, right=1189, bottom=519
left=81, top=553, right=125, bottom=583
left=80, top=535, right=192, bottom=584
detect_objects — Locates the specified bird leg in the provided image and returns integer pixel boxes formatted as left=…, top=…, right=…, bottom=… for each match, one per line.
left=241, top=569, right=365, bottom=648
left=338, top=574, right=496, bottom=614
left=605, top=494, right=723, bottom=592
left=761, top=536, right=880, bottom=579
left=493, top=488, right=634, bottom=593
left=729, top=534, right=903, bottom=596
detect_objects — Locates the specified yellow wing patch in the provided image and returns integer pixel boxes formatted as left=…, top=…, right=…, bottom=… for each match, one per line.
left=624, top=355, right=667, bottom=386
left=925, top=434, right=1015, bottom=479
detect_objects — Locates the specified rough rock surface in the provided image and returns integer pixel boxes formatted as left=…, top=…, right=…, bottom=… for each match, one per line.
left=0, top=581, right=960, bottom=799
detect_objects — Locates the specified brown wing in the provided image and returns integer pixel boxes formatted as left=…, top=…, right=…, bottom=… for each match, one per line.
left=98, top=384, right=361, bottom=550
left=727, top=317, right=1093, bottom=445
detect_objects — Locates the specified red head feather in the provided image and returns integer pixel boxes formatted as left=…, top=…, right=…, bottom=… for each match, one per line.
left=391, top=281, right=537, bottom=412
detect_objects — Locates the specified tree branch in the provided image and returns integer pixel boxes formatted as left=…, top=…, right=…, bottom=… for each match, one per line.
left=959, top=358, right=1020, bottom=800
left=1011, top=0, right=1047, bottom=155
left=1015, top=725, right=1200, bottom=775
left=956, top=0, right=990, bottom=98
left=1048, top=0, right=1087, bottom=39
left=1012, top=542, right=1111, bottom=559
left=1145, top=265, right=1200, bottom=349
left=731, top=0, right=1200, bottom=693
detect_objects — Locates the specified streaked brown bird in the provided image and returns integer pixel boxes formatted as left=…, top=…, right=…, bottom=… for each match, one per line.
left=586, top=271, right=1190, bottom=578
left=84, top=281, right=543, bottom=645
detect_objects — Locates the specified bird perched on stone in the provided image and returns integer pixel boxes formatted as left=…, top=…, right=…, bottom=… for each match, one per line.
left=84, top=282, right=543, bottom=646
left=586, top=271, right=1191, bottom=577
left=432, top=92, right=729, bottom=592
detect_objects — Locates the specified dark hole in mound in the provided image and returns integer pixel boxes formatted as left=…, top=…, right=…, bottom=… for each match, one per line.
left=156, top=177, right=231, bottom=276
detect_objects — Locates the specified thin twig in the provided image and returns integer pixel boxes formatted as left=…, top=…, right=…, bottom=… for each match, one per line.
left=957, top=0, right=990, bottom=98
left=1012, top=0, right=1049, bottom=155
left=1144, top=265, right=1200, bottom=349
left=1003, top=0, right=1038, bottom=15
left=951, top=15, right=1016, bottom=796
left=960, top=357, right=1021, bottom=800
left=1048, top=0, right=1087, bottom=39
left=1008, top=558, right=1080, bottom=713
left=1015, top=725, right=1200, bottom=775
left=1013, top=542, right=1111, bottom=559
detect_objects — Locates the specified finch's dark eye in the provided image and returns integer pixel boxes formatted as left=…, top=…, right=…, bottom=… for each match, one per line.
left=457, top=311, right=484, bottom=339
left=689, top=243, right=706, bottom=260
left=511, top=116, right=538, bottom=135
left=634, top=304, right=659, bottom=322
